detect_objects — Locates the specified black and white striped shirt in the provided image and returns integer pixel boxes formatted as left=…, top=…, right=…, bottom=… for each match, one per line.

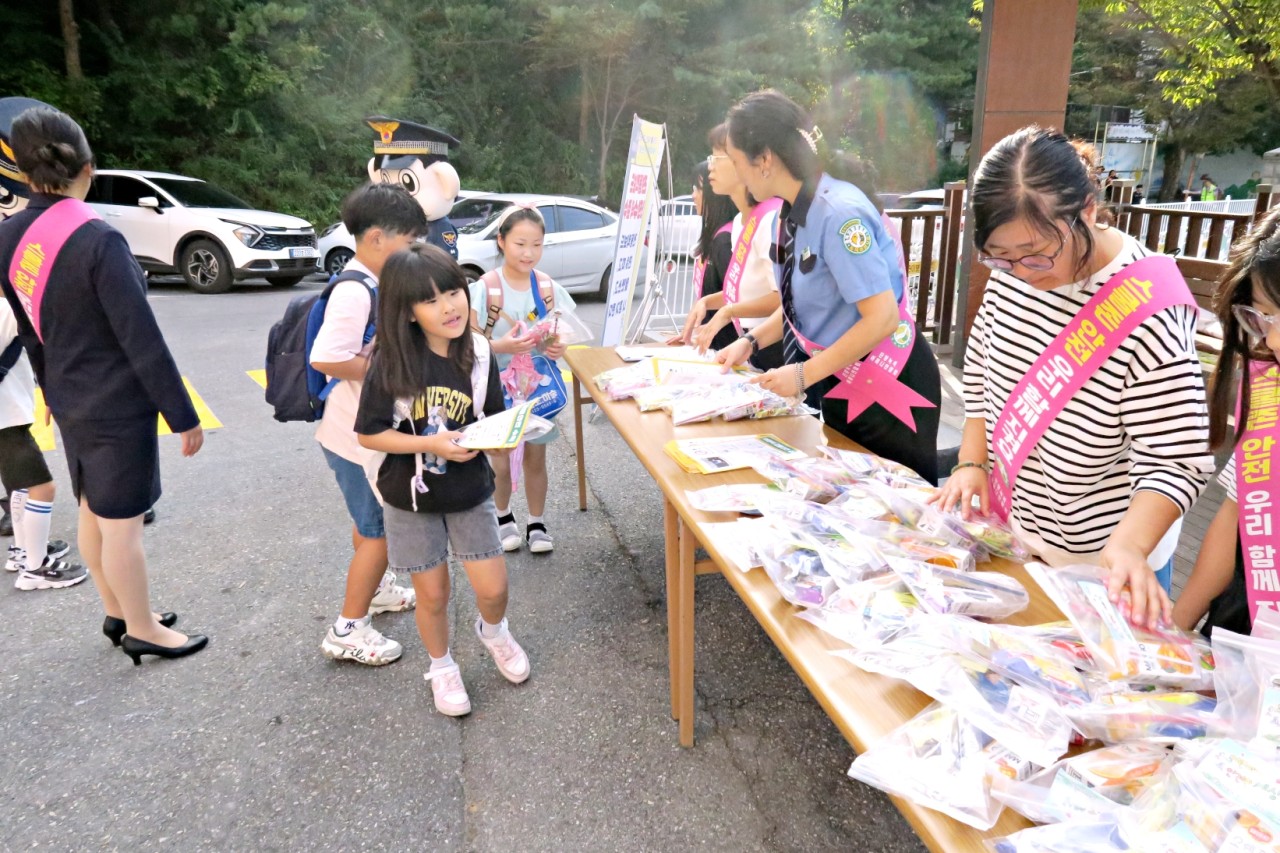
left=963, top=233, right=1212, bottom=557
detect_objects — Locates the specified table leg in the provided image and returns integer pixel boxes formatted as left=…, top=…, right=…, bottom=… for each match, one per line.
left=678, top=514, right=696, bottom=748
left=663, top=498, right=679, bottom=721
left=572, top=374, right=587, bottom=511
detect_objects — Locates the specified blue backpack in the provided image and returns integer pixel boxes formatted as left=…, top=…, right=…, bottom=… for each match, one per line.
left=264, top=270, right=376, bottom=422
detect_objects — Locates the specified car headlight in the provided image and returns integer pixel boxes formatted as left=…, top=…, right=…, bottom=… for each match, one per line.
left=222, top=220, right=263, bottom=247
left=320, top=222, right=340, bottom=238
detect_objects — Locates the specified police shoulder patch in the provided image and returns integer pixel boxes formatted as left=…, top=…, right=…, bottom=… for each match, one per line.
left=839, top=218, right=872, bottom=255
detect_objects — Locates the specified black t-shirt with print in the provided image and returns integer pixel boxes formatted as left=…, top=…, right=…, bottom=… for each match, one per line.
left=356, top=348, right=505, bottom=514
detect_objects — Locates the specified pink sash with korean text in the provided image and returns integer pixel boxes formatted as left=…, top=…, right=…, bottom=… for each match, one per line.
left=783, top=212, right=933, bottom=431
left=722, top=198, right=783, bottom=334
left=692, top=222, right=733, bottom=301
left=1236, top=361, right=1280, bottom=623
left=988, top=255, right=1194, bottom=521
left=7, top=198, right=100, bottom=342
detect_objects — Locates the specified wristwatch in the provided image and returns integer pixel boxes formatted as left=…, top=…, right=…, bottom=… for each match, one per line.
left=742, top=331, right=760, bottom=355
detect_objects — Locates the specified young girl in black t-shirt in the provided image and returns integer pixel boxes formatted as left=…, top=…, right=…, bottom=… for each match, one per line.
left=357, top=244, right=528, bottom=716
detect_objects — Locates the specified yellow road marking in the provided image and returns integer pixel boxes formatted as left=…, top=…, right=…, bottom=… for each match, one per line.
left=30, top=377, right=222, bottom=451
left=247, top=368, right=267, bottom=389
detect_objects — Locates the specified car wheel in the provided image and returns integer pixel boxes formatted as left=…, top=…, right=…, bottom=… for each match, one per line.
left=325, top=248, right=353, bottom=277
left=267, top=275, right=304, bottom=287
left=180, top=239, right=233, bottom=294
left=597, top=264, right=612, bottom=300
left=462, top=266, right=482, bottom=284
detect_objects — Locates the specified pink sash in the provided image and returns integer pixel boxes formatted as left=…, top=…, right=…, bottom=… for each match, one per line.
left=783, top=212, right=934, bottom=431
left=988, top=255, right=1194, bottom=521
left=1236, top=360, right=1280, bottom=623
left=722, top=199, right=782, bottom=334
left=692, top=222, right=733, bottom=301
left=7, top=198, right=100, bottom=342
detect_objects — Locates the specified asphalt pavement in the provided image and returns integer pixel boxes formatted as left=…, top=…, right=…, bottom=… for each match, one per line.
left=1, top=275, right=925, bottom=852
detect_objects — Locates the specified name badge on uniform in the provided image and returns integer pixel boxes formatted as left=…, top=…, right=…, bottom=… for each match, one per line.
left=799, top=248, right=817, bottom=274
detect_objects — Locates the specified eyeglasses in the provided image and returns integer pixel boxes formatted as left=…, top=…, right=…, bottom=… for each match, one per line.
left=978, top=218, right=1077, bottom=272
left=706, top=153, right=730, bottom=166
left=1233, top=304, right=1280, bottom=339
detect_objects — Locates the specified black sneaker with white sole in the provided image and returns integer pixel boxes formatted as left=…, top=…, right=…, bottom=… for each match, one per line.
left=5, top=540, right=70, bottom=572
left=15, top=556, right=88, bottom=591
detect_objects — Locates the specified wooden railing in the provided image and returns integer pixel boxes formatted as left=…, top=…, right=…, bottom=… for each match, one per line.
left=885, top=181, right=965, bottom=347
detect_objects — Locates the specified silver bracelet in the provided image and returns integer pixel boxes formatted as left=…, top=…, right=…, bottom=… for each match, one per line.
left=794, top=361, right=806, bottom=394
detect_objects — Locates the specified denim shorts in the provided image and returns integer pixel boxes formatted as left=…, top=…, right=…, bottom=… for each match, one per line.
left=384, top=497, right=504, bottom=572
left=322, top=446, right=385, bottom=539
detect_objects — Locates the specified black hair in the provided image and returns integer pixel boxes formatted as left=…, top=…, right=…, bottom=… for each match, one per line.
left=725, top=91, right=883, bottom=211
left=694, top=160, right=735, bottom=260
left=1208, top=204, right=1280, bottom=449
left=706, top=122, right=759, bottom=208
left=726, top=89, right=820, bottom=184
left=495, top=206, right=545, bottom=256
left=369, top=243, right=475, bottom=398
left=341, top=183, right=427, bottom=240
left=971, top=126, right=1098, bottom=279
left=10, top=107, right=93, bottom=193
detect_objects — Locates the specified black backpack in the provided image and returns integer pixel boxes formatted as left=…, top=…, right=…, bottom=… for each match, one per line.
left=264, top=270, right=376, bottom=422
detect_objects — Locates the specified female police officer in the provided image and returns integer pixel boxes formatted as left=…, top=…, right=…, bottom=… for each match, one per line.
left=716, top=90, right=941, bottom=482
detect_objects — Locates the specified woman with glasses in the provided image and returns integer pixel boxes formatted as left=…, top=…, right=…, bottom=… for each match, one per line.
left=677, top=124, right=784, bottom=370
left=933, top=126, right=1212, bottom=629
left=670, top=157, right=741, bottom=354
left=716, top=90, right=941, bottom=482
left=1173, top=205, right=1280, bottom=636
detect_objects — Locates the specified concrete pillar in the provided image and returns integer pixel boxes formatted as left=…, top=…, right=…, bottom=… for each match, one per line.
left=953, top=0, right=1080, bottom=366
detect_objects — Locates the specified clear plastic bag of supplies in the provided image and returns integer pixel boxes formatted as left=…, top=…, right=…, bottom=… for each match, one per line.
left=841, top=624, right=1073, bottom=768
left=722, top=389, right=816, bottom=422
left=989, top=819, right=1158, bottom=853
left=797, top=574, right=921, bottom=650
left=973, top=622, right=1095, bottom=707
left=949, top=512, right=1033, bottom=562
left=1207, top=628, right=1280, bottom=744
left=846, top=702, right=1011, bottom=830
left=1066, top=688, right=1217, bottom=744
left=831, top=516, right=976, bottom=573
left=889, top=558, right=1029, bottom=619
left=993, top=741, right=1175, bottom=825
left=528, top=308, right=594, bottom=348
left=1020, top=620, right=1101, bottom=673
left=818, top=446, right=930, bottom=486
left=669, top=384, right=768, bottom=425
left=593, top=364, right=654, bottom=400
left=1254, top=607, right=1280, bottom=641
left=756, top=535, right=836, bottom=608
left=1172, top=743, right=1280, bottom=851
left=1027, top=562, right=1215, bottom=689
left=685, top=483, right=776, bottom=514
left=751, top=456, right=860, bottom=503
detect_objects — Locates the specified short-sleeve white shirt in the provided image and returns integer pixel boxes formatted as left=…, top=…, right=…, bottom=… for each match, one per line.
left=311, top=259, right=376, bottom=464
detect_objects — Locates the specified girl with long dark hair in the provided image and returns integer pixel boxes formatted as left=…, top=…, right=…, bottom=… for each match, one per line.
left=671, top=160, right=738, bottom=353
left=357, top=244, right=528, bottom=716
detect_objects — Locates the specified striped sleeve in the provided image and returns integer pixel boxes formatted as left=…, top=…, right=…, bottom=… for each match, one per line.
left=1120, top=304, right=1213, bottom=513
left=1219, top=455, right=1238, bottom=503
left=962, top=298, right=989, bottom=421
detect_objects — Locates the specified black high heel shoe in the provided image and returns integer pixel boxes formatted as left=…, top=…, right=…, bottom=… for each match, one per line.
left=121, top=633, right=208, bottom=666
left=103, top=612, right=178, bottom=647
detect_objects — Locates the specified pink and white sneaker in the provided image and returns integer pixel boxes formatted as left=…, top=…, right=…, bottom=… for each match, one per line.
left=475, top=618, right=530, bottom=684
left=424, top=664, right=471, bottom=716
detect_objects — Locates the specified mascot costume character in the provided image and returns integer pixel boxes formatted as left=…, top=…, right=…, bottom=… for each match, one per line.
left=0, top=97, right=57, bottom=222
left=365, top=116, right=460, bottom=258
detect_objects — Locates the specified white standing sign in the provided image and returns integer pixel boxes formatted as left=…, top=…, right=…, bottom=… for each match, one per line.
left=600, top=116, right=666, bottom=347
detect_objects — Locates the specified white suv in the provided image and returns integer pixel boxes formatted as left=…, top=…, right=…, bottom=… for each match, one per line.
left=86, top=170, right=318, bottom=294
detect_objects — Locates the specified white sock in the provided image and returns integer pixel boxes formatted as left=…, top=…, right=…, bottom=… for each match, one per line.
left=495, top=504, right=511, bottom=519
left=480, top=617, right=504, bottom=639
left=334, top=614, right=369, bottom=636
left=429, top=650, right=455, bottom=670
left=527, top=514, right=544, bottom=527
left=21, top=498, right=52, bottom=569
left=9, top=489, right=28, bottom=561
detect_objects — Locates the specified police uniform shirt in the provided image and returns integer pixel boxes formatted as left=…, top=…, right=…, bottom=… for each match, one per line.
left=426, top=217, right=459, bottom=259
left=785, top=173, right=903, bottom=348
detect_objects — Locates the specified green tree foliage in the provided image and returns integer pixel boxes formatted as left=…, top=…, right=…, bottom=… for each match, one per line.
left=1, top=0, right=982, bottom=226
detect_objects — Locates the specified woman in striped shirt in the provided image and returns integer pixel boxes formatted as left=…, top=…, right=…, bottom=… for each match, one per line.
left=933, top=127, right=1212, bottom=628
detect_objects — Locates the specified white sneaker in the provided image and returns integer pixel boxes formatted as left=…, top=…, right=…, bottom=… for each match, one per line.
left=424, top=664, right=471, bottom=716
left=498, top=520, right=522, bottom=552
left=320, top=621, right=403, bottom=665
left=475, top=617, right=530, bottom=684
left=526, top=525, right=553, bottom=554
left=369, top=570, right=416, bottom=614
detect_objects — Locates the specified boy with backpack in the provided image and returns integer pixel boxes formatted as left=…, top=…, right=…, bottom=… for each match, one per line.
left=310, top=184, right=428, bottom=665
